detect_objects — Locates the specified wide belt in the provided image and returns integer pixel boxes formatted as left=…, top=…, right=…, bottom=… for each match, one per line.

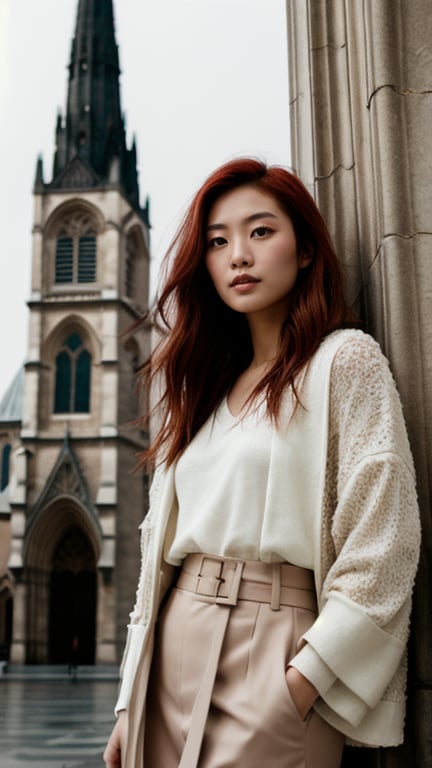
left=176, top=554, right=317, bottom=768
left=177, top=553, right=316, bottom=611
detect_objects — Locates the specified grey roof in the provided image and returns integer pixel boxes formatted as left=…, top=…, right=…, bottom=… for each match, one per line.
left=0, top=367, right=24, bottom=423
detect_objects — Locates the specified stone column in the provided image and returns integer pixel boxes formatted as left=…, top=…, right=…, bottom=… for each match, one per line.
left=286, top=1, right=432, bottom=766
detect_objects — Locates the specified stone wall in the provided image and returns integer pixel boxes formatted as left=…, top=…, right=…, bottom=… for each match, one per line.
left=286, top=1, right=432, bottom=765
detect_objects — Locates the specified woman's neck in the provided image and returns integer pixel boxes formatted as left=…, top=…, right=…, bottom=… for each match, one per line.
left=247, top=312, right=284, bottom=367
left=227, top=316, right=283, bottom=416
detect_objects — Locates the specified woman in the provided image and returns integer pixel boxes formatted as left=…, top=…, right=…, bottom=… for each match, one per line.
left=104, top=159, right=420, bottom=768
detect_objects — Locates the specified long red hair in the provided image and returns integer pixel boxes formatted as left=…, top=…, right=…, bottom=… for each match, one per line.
left=138, top=158, right=355, bottom=467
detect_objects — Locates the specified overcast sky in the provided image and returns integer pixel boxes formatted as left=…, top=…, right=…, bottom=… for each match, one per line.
left=0, top=0, right=291, bottom=400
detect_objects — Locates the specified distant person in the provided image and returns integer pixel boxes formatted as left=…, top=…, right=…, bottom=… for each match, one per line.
left=104, top=158, right=420, bottom=768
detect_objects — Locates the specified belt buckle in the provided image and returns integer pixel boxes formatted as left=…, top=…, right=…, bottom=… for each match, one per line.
left=197, top=556, right=245, bottom=606
left=216, top=560, right=245, bottom=606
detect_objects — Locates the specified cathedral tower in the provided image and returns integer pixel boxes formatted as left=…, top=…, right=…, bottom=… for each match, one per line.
left=4, top=0, right=150, bottom=664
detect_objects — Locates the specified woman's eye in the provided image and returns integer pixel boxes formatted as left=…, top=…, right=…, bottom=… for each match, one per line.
left=252, top=226, right=272, bottom=238
left=208, top=236, right=227, bottom=248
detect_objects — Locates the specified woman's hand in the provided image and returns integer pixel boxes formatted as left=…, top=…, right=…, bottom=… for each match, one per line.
left=103, top=710, right=127, bottom=768
left=285, top=666, right=319, bottom=720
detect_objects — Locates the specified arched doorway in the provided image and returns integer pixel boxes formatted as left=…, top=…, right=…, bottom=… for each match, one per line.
left=0, top=588, right=13, bottom=661
left=49, top=526, right=96, bottom=664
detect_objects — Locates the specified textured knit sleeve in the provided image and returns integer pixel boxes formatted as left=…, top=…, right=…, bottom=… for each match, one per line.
left=115, top=465, right=164, bottom=713
left=289, top=333, right=420, bottom=743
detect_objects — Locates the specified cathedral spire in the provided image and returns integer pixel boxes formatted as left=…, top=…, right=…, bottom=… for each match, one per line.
left=65, top=0, right=122, bottom=176
left=50, top=0, right=144, bottom=217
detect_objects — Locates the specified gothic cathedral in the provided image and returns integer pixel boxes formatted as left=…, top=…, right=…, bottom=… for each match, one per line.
left=0, top=0, right=150, bottom=665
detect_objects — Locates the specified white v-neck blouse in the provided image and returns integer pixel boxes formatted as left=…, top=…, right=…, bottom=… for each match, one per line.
left=167, top=395, right=313, bottom=567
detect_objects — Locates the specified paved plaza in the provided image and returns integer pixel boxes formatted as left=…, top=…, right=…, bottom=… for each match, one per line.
left=0, top=670, right=119, bottom=768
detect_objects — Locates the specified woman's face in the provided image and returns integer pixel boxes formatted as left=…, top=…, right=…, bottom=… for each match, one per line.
left=205, top=185, right=309, bottom=322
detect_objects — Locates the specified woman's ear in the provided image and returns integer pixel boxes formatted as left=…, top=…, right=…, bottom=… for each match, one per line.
left=298, top=248, right=312, bottom=269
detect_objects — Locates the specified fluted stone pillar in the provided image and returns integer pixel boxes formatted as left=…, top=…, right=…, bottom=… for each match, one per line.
left=286, top=1, right=432, bottom=766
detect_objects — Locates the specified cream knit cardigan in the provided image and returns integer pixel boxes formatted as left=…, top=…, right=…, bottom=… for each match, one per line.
left=116, top=330, right=420, bottom=766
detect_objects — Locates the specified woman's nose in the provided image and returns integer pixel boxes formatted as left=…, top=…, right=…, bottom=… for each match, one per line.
left=230, top=241, right=253, bottom=268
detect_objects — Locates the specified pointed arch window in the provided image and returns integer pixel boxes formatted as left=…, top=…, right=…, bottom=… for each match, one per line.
left=54, top=212, right=97, bottom=285
left=125, top=236, right=137, bottom=299
left=1, top=444, right=11, bottom=491
left=125, top=228, right=148, bottom=313
left=54, top=333, right=91, bottom=414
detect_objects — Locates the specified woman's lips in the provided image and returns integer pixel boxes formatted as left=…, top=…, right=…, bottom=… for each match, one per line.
left=230, top=274, right=260, bottom=289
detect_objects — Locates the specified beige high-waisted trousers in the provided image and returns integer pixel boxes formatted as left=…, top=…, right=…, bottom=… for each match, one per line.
left=144, top=554, right=344, bottom=768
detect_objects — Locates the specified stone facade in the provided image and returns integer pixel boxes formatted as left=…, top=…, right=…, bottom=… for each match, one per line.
left=0, top=0, right=151, bottom=668
left=15, top=188, right=150, bottom=667
left=286, top=1, right=432, bottom=765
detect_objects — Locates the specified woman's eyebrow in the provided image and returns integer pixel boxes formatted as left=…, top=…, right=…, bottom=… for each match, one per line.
left=207, top=211, right=278, bottom=232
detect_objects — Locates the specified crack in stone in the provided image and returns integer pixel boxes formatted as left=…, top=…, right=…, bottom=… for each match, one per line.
left=381, top=231, right=432, bottom=239
left=310, top=43, right=347, bottom=52
left=315, top=162, right=355, bottom=181
left=369, top=231, right=432, bottom=269
left=367, top=84, right=432, bottom=109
